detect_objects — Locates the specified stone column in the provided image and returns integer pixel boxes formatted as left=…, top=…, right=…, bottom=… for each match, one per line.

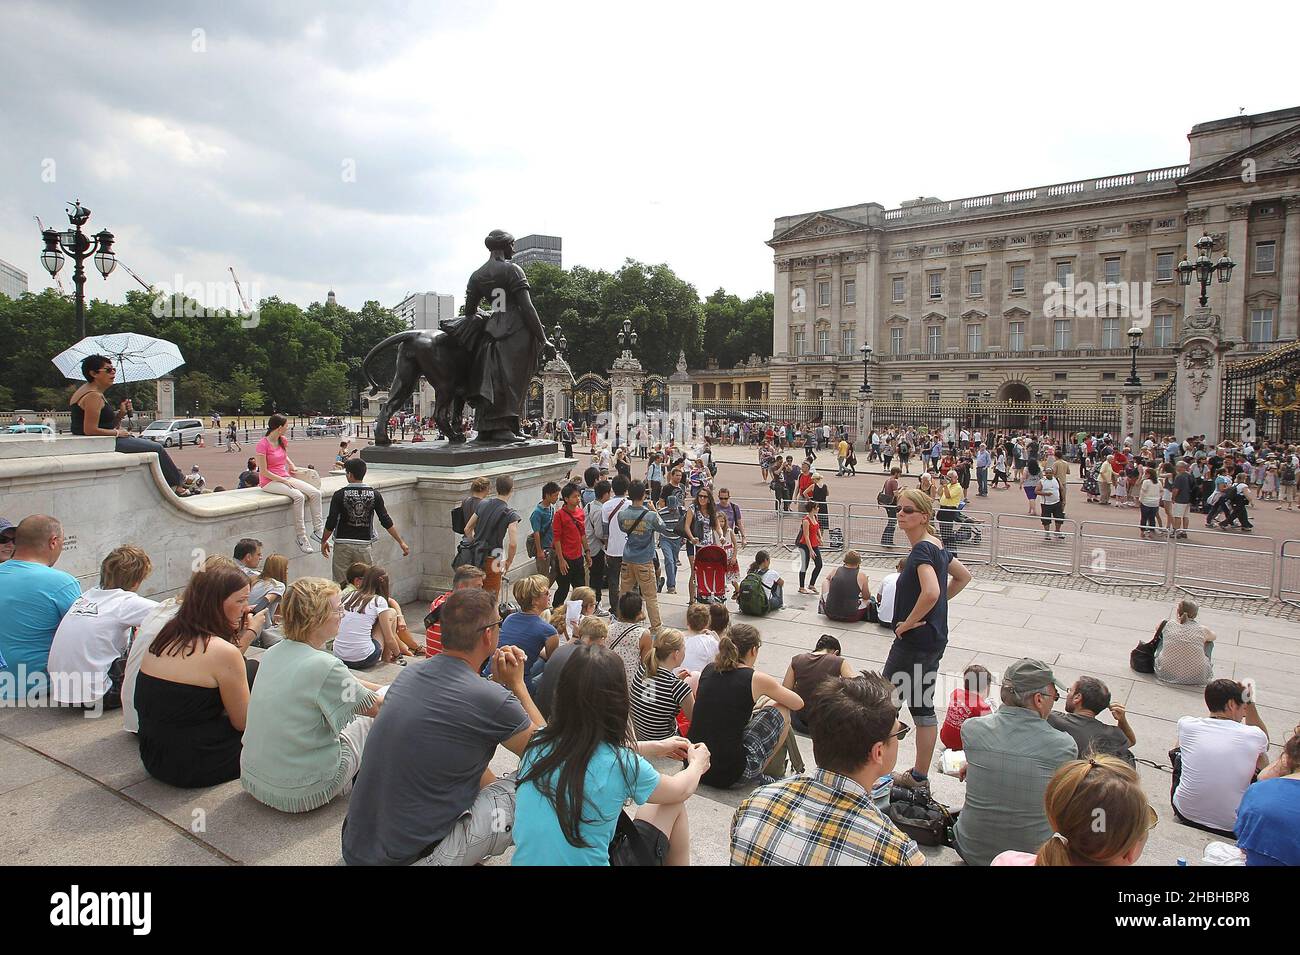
left=1225, top=203, right=1251, bottom=343
left=1121, top=383, right=1142, bottom=446
left=1280, top=195, right=1300, bottom=342
left=608, top=354, right=644, bottom=449
left=1174, top=308, right=1233, bottom=444
left=856, top=392, right=873, bottom=451
left=540, top=358, right=571, bottom=426
left=773, top=259, right=791, bottom=357
left=156, top=376, right=176, bottom=419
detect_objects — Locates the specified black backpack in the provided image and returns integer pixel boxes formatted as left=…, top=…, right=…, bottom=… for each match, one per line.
left=887, top=785, right=959, bottom=847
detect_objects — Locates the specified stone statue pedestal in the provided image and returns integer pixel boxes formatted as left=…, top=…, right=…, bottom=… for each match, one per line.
left=360, top=439, right=573, bottom=599
left=1174, top=307, right=1233, bottom=444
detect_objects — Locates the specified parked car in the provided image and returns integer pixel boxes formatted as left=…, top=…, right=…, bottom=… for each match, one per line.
left=306, top=416, right=345, bottom=437
left=139, top=418, right=205, bottom=447
left=5, top=423, right=55, bottom=435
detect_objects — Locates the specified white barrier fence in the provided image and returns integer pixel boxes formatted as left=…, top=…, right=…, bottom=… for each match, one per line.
left=725, top=497, right=1286, bottom=600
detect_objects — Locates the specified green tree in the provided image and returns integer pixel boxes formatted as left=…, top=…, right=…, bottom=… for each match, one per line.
left=0, top=383, right=14, bottom=409
left=176, top=371, right=225, bottom=417
left=301, top=363, right=350, bottom=413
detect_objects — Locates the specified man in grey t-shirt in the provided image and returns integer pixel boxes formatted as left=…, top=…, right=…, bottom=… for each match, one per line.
left=1047, top=677, right=1136, bottom=766
left=342, top=588, right=541, bottom=866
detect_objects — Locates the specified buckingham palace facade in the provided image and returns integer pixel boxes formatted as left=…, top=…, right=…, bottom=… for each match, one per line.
left=767, top=106, right=1300, bottom=408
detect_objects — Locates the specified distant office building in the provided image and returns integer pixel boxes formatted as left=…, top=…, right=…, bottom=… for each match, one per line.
left=395, top=292, right=455, bottom=332
left=0, top=258, right=28, bottom=299
left=512, top=234, right=562, bottom=269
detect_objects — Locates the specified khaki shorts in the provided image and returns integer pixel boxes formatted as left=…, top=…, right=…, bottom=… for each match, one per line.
left=414, top=778, right=516, bottom=866
left=1171, top=502, right=1190, bottom=519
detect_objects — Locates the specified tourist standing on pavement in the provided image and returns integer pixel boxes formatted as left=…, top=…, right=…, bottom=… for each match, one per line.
left=551, top=482, right=590, bottom=607
left=1037, top=465, right=1066, bottom=539
left=885, top=489, right=972, bottom=794
left=974, top=443, right=991, bottom=497
left=320, top=458, right=410, bottom=585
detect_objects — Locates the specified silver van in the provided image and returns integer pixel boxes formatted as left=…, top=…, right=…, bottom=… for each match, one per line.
left=140, top=418, right=204, bottom=447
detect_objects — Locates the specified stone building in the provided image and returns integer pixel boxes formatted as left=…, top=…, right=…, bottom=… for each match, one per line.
left=767, top=106, right=1300, bottom=408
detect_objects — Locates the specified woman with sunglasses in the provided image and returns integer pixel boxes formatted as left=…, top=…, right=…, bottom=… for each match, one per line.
left=795, top=501, right=823, bottom=594
left=683, top=487, right=720, bottom=601
left=992, top=756, right=1157, bottom=866
left=886, top=488, right=972, bottom=793
left=70, top=354, right=186, bottom=494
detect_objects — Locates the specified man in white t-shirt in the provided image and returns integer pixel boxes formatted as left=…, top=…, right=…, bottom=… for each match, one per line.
left=875, top=560, right=905, bottom=627
left=48, top=545, right=159, bottom=710
left=600, top=475, right=631, bottom=613
left=1172, top=678, right=1270, bottom=837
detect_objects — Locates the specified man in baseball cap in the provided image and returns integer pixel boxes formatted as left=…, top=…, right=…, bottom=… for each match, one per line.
left=952, top=658, right=1077, bottom=866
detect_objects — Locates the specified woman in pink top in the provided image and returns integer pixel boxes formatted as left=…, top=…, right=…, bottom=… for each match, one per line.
left=256, top=414, right=323, bottom=553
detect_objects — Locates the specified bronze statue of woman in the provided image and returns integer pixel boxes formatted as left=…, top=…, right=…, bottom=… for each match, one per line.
left=441, top=229, right=554, bottom=441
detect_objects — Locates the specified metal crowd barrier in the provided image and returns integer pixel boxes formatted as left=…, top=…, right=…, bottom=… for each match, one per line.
left=728, top=497, right=790, bottom=550
left=845, top=503, right=993, bottom=566
left=1077, top=520, right=1169, bottom=588
left=1280, top=540, right=1300, bottom=609
left=993, top=513, right=1078, bottom=576
left=1171, top=530, right=1275, bottom=600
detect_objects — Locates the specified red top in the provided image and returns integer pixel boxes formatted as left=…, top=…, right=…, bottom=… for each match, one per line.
left=553, top=505, right=586, bottom=560
left=801, top=514, right=822, bottom=548
left=940, top=688, right=992, bottom=751
left=797, top=473, right=814, bottom=497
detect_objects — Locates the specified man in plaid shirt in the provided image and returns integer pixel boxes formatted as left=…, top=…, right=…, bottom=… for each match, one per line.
left=730, top=673, right=924, bottom=866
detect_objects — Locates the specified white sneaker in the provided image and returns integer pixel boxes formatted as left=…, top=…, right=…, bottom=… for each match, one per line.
left=297, top=537, right=315, bottom=554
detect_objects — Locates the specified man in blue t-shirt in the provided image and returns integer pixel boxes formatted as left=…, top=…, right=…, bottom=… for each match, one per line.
left=0, top=516, right=82, bottom=701
left=529, top=482, right=560, bottom=583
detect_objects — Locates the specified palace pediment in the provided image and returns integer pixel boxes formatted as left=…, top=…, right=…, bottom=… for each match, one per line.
left=771, top=212, right=869, bottom=243
left=1181, top=123, right=1300, bottom=185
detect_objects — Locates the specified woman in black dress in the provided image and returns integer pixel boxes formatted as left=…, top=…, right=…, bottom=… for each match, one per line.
left=884, top=488, right=972, bottom=792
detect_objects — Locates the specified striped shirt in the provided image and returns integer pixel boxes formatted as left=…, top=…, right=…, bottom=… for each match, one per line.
left=631, top=661, right=690, bottom=741
left=730, top=769, right=921, bottom=866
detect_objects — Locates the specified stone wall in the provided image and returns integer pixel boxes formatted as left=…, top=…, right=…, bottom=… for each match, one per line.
left=0, top=435, right=573, bottom=604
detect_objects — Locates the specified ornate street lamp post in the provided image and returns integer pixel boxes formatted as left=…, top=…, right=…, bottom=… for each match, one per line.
left=858, top=342, right=873, bottom=396
left=1177, top=232, right=1235, bottom=309
left=1125, top=325, right=1144, bottom=387
left=617, top=318, right=638, bottom=357
left=40, top=201, right=116, bottom=340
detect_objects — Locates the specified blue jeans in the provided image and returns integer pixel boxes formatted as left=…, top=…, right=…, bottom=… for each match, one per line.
left=659, top=535, right=683, bottom=590
left=976, top=467, right=988, bottom=496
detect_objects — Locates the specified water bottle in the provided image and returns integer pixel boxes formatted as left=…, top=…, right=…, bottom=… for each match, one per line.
left=1177, top=857, right=1188, bottom=866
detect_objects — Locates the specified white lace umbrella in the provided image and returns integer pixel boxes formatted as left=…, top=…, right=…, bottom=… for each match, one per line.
left=52, top=333, right=185, bottom=383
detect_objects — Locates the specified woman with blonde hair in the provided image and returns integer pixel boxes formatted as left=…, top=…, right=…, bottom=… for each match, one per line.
left=886, top=487, right=972, bottom=793
left=688, top=623, right=804, bottom=787
left=992, top=756, right=1157, bottom=866
left=632, top=628, right=695, bottom=741
left=248, top=554, right=289, bottom=646
left=241, top=577, right=383, bottom=812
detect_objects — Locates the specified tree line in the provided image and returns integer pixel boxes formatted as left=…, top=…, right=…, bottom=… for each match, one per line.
left=0, top=259, right=773, bottom=414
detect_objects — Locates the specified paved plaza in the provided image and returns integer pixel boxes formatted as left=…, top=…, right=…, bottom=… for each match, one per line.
left=2, top=568, right=1295, bottom=866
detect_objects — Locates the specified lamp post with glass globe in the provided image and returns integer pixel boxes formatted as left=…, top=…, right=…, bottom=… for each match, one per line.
left=856, top=343, right=873, bottom=451
left=1177, top=232, right=1235, bottom=309
left=40, top=200, right=117, bottom=340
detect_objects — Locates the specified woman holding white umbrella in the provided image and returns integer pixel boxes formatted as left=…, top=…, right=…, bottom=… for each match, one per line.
left=69, top=354, right=186, bottom=494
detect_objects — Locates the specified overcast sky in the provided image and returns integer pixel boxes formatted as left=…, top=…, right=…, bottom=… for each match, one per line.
left=1, top=0, right=1294, bottom=313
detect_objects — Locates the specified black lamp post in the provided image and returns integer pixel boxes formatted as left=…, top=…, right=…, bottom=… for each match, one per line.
left=617, top=319, right=638, bottom=356
left=1177, top=232, right=1234, bottom=308
left=1125, top=325, right=1143, bottom=387
left=858, top=342, right=873, bottom=396
left=40, top=200, right=116, bottom=340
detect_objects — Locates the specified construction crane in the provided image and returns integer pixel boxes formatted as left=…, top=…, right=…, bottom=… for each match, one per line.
left=229, top=266, right=252, bottom=313
left=33, top=215, right=69, bottom=296
left=117, top=261, right=154, bottom=292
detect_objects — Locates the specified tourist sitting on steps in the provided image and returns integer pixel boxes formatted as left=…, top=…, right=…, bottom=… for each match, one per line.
left=240, top=578, right=383, bottom=812
left=819, top=550, right=872, bottom=622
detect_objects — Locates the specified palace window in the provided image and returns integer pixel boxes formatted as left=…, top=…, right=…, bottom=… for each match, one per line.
left=1009, top=265, right=1026, bottom=293
left=817, top=281, right=831, bottom=307
left=1104, top=256, right=1122, bottom=285
left=1054, top=372, right=1068, bottom=381
left=841, top=327, right=854, bottom=356
left=1055, top=261, right=1073, bottom=287
left=968, top=269, right=983, bottom=296
left=1249, top=308, right=1275, bottom=342
left=891, top=327, right=904, bottom=355
left=793, top=329, right=805, bottom=356
left=1054, top=320, right=1071, bottom=349
left=1153, top=314, right=1173, bottom=347
left=892, top=276, right=906, bottom=302
left=1255, top=241, right=1276, bottom=275
left=1008, top=321, right=1025, bottom=351
left=1101, top=317, right=1121, bottom=349
left=843, top=279, right=856, bottom=306
left=967, top=324, right=982, bottom=352
left=927, top=325, right=943, bottom=354
left=928, top=272, right=943, bottom=300
left=1102, top=372, right=1117, bottom=381
left=1156, top=252, right=1175, bottom=282
left=817, top=329, right=831, bottom=354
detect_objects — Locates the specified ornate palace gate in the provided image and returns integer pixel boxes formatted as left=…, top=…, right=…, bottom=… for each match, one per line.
left=571, top=373, right=610, bottom=426
left=1221, top=341, right=1300, bottom=444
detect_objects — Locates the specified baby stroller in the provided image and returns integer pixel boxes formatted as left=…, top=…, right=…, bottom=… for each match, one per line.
left=692, top=544, right=730, bottom=604
left=950, top=499, right=983, bottom=545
